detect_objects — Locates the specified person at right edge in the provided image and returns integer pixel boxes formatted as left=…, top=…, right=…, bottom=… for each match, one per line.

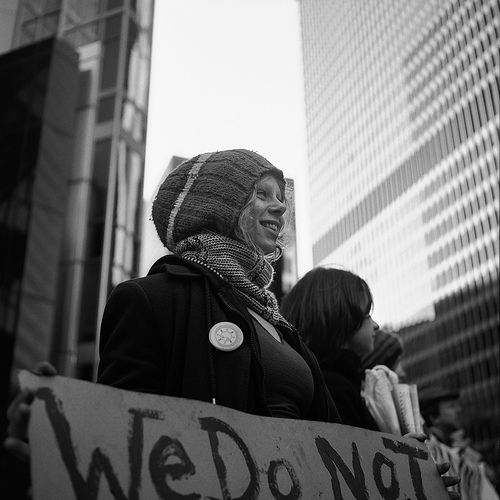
left=420, top=386, right=499, bottom=500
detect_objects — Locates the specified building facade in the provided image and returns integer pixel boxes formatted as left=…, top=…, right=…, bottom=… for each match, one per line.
left=0, top=33, right=80, bottom=434
left=8, top=0, right=155, bottom=380
left=0, top=35, right=81, bottom=500
left=1, top=3, right=154, bottom=496
left=300, top=0, right=498, bottom=462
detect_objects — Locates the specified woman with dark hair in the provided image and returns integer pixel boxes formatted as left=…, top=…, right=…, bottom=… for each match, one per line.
left=280, top=266, right=462, bottom=498
left=280, top=266, right=379, bottom=430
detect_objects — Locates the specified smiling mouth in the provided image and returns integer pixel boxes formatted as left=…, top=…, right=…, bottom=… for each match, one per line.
left=261, top=221, right=280, bottom=234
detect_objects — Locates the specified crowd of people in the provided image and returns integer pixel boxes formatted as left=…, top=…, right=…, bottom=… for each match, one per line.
left=5, top=149, right=497, bottom=498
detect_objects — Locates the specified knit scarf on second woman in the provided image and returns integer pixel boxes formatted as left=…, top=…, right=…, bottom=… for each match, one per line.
left=175, top=231, right=292, bottom=330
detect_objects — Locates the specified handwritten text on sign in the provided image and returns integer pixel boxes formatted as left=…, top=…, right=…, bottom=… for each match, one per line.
left=19, top=371, right=449, bottom=499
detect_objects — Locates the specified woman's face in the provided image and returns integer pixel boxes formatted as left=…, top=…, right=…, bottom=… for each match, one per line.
left=246, top=174, right=286, bottom=254
left=344, top=296, right=379, bottom=356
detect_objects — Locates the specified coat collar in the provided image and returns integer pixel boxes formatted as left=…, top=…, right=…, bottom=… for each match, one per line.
left=148, top=254, right=227, bottom=286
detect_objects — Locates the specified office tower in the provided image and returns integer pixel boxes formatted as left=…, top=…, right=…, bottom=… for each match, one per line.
left=6, top=0, right=155, bottom=381
left=0, top=33, right=80, bottom=423
left=1, top=2, right=154, bottom=496
left=0, top=35, right=81, bottom=499
left=300, top=0, right=498, bottom=461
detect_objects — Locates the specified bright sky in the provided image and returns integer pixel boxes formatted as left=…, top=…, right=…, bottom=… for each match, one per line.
left=144, top=0, right=313, bottom=275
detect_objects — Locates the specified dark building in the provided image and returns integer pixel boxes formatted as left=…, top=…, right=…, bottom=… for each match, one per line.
left=1, top=1, right=155, bottom=497
left=401, top=276, right=499, bottom=466
left=7, top=0, right=155, bottom=380
left=0, top=36, right=80, bottom=499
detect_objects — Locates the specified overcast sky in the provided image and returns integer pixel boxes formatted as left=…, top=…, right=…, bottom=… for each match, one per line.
left=144, top=0, right=313, bottom=273
left=0, top=0, right=313, bottom=274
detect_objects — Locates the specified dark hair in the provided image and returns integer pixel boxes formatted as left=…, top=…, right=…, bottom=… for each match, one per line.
left=280, top=267, right=373, bottom=365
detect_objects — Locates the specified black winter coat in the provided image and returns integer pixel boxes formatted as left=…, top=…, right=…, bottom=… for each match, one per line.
left=320, top=349, right=379, bottom=430
left=97, top=255, right=340, bottom=423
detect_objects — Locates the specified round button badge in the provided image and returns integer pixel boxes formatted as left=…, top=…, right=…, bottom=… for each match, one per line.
left=209, top=322, right=244, bottom=351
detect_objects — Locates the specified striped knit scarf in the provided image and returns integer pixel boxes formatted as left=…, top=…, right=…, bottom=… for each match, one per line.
left=175, top=232, right=292, bottom=329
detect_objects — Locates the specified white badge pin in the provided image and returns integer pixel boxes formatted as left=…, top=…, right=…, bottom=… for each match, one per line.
left=209, top=322, right=244, bottom=351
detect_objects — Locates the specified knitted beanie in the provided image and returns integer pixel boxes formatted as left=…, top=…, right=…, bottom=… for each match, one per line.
left=359, top=330, right=404, bottom=372
left=152, top=149, right=286, bottom=252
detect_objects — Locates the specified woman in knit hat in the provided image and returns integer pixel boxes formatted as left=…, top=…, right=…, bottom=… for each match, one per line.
left=5, top=150, right=340, bottom=465
left=95, top=149, right=340, bottom=422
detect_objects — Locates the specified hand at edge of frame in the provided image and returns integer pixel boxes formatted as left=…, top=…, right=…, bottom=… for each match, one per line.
left=4, top=362, right=57, bottom=462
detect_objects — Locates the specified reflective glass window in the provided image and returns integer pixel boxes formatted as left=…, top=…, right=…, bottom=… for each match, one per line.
left=92, top=139, right=111, bottom=197
left=42, top=12, right=58, bottom=37
left=79, top=259, right=100, bottom=339
left=104, top=15, right=121, bottom=39
left=101, top=38, right=119, bottom=89
left=97, top=95, right=115, bottom=123
left=65, top=22, right=99, bottom=47
left=483, top=86, right=495, bottom=120
left=106, top=0, right=123, bottom=10
left=21, top=20, right=37, bottom=43
left=476, top=91, right=488, bottom=123
left=485, top=241, right=495, bottom=260
left=45, top=0, right=61, bottom=11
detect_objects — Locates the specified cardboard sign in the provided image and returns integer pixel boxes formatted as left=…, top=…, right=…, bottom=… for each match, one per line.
left=20, top=371, right=450, bottom=499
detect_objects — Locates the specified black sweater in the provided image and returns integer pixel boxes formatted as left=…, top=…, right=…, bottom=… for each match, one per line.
left=97, top=255, right=340, bottom=424
left=320, top=348, right=379, bottom=431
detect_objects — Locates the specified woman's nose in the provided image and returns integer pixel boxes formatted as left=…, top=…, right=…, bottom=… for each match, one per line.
left=269, top=197, right=286, bottom=215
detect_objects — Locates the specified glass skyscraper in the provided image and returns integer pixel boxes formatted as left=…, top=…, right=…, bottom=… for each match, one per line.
left=300, top=0, right=498, bottom=461
left=1, top=3, right=154, bottom=496
left=7, top=0, right=154, bottom=379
